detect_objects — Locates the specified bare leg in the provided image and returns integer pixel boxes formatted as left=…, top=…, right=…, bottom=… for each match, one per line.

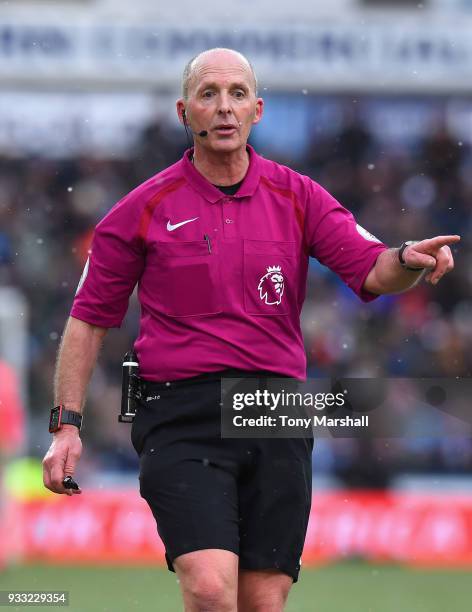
left=237, top=569, right=293, bottom=612
left=173, top=549, right=239, bottom=612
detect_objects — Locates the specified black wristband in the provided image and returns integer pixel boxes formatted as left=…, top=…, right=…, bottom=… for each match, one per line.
left=49, top=405, right=83, bottom=433
left=398, top=241, right=424, bottom=272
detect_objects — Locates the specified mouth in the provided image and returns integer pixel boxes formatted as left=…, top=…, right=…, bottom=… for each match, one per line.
left=213, top=124, right=238, bottom=135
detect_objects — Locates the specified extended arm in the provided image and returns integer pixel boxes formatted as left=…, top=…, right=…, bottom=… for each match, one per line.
left=363, top=235, right=460, bottom=295
left=42, top=316, right=108, bottom=495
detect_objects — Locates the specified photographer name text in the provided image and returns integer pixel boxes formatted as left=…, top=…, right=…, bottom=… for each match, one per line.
left=232, top=415, right=369, bottom=428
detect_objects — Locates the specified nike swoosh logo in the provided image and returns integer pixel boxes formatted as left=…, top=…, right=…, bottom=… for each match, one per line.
left=166, top=217, right=199, bottom=232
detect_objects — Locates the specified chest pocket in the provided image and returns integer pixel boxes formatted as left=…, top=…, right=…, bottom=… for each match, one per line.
left=155, top=241, right=221, bottom=317
left=243, top=240, right=296, bottom=316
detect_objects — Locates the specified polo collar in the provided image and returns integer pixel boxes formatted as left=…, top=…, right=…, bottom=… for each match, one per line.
left=181, top=144, right=261, bottom=203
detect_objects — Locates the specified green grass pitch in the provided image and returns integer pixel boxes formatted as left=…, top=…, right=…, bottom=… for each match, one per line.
left=1, top=562, right=470, bottom=611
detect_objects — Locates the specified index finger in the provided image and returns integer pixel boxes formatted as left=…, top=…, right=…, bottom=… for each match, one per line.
left=420, top=235, right=461, bottom=251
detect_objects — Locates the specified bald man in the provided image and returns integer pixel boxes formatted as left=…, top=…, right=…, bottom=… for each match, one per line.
left=43, top=48, right=459, bottom=611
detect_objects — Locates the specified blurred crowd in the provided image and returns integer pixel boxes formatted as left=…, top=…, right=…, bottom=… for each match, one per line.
left=0, top=97, right=471, bottom=486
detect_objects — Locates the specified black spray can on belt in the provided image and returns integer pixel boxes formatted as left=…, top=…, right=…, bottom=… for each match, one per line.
left=119, top=350, right=141, bottom=423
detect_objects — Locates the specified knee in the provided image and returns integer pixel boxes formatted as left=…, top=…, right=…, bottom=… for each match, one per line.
left=175, top=549, right=238, bottom=611
left=238, top=578, right=291, bottom=612
left=240, top=596, right=287, bottom=612
left=186, top=574, right=234, bottom=611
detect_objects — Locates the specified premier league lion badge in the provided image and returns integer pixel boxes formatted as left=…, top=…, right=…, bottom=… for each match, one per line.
left=258, top=265, right=285, bottom=306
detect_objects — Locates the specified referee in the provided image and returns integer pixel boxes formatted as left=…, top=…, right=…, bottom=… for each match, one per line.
left=43, top=48, right=459, bottom=611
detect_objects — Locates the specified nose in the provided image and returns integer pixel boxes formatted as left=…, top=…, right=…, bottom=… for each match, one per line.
left=217, top=92, right=233, bottom=115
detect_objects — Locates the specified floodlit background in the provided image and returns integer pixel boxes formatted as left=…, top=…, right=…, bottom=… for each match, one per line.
left=0, top=0, right=471, bottom=610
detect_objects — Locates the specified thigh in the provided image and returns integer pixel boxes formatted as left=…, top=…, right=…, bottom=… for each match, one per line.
left=238, top=438, right=313, bottom=583
left=139, top=446, right=241, bottom=570
left=136, top=381, right=242, bottom=568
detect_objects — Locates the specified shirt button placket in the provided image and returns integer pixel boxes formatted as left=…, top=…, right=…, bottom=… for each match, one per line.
left=222, top=198, right=237, bottom=238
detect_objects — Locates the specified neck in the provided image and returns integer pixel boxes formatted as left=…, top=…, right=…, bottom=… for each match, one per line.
left=192, top=145, right=249, bottom=186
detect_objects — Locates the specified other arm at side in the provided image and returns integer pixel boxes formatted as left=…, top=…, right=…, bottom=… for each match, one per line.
left=42, top=316, right=108, bottom=496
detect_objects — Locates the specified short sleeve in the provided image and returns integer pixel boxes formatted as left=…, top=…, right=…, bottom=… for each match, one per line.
left=71, top=193, right=145, bottom=328
left=304, top=179, right=388, bottom=302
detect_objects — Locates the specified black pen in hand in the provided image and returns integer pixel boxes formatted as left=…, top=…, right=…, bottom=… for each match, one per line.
left=62, top=476, right=80, bottom=491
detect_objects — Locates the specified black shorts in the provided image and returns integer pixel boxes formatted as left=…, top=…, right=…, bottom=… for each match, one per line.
left=131, top=371, right=313, bottom=583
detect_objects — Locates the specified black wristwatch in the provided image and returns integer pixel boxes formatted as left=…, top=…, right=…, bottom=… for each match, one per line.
left=49, top=405, right=83, bottom=433
left=398, top=241, right=424, bottom=272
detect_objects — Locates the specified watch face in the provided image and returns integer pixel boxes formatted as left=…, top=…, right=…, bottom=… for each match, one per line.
left=49, top=406, right=62, bottom=432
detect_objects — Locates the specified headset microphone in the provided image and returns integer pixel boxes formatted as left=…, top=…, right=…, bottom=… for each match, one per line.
left=182, top=110, right=208, bottom=138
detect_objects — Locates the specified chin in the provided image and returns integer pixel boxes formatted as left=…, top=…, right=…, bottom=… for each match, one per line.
left=208, top=138, right=244, bottom=153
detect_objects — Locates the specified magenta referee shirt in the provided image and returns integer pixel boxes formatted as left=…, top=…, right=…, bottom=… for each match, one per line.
left=71, top=145, right=387, bottom=381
